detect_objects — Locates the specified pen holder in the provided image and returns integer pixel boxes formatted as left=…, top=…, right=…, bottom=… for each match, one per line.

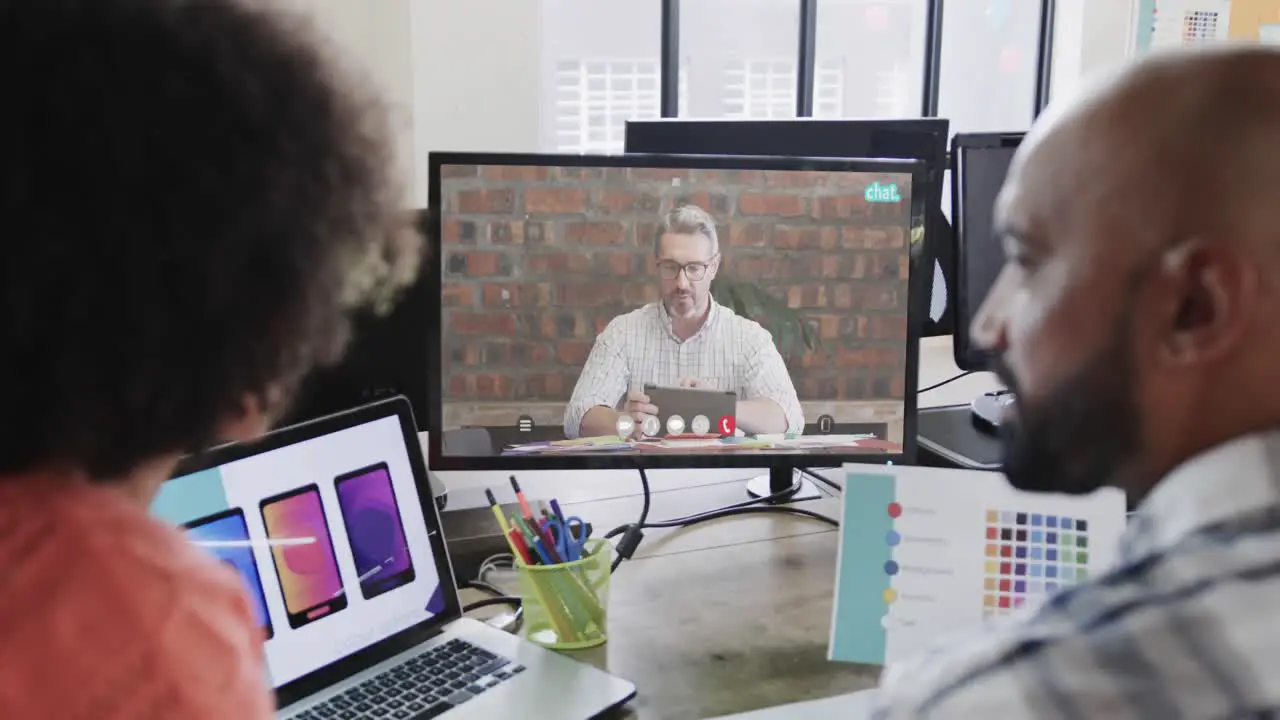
left=514, top=538, right=611, bottom=650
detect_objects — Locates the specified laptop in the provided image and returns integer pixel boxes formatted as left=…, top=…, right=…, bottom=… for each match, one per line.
left=152, top=396, right=636, bottom=719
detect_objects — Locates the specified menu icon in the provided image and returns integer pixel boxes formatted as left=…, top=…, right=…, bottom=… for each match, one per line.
left=516, top=415, right=535, bottom=433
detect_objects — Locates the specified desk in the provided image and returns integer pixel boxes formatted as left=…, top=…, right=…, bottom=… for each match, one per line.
left=444, top=336, right=1001, bottom=719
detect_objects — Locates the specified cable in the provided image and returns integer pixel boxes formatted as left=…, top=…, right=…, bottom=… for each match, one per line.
left=464, top=554, right=523, bottom=633
left=461, top=596, right=521, bottom=614
left=610, top=467, right=652, bottom=573
left=607, top=469, right=834, bottom=571
left=460, top=579, right=507, bottom=598
left=798, top=466, right=841, bottom=493
left=475, top=553, right=513, bottom=583
left=638, top=504, right=838, bottom=530
left=918, top=371, right=975, bottom=394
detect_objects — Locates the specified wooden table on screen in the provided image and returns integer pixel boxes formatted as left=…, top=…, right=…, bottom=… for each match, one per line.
left=453, top=336, right=1003, bottom=719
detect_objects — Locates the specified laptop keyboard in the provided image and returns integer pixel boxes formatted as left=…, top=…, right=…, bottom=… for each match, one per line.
left=287, top=638, right=525, bottom=719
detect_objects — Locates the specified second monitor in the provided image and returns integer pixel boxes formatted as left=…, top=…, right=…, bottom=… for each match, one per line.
left=426, top=152, right=930, bottom=476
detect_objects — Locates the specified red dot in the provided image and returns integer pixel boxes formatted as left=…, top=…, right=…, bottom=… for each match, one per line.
left=887, top=502, right=902, bottom=518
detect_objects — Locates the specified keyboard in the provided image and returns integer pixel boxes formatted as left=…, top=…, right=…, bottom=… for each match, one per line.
left=288, top=638, right=525, bottom=719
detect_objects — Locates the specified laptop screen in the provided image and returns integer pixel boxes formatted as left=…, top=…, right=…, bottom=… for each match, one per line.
left=151, top=413, right=448, bottom=689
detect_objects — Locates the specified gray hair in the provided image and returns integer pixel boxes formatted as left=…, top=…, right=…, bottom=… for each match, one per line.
left=654, top=203, right=719, bottom=256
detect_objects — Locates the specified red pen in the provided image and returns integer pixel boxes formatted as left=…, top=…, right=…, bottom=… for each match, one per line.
left=508, top=528, right=535, bottom=565
left=509, top=475, right=534, bottom=519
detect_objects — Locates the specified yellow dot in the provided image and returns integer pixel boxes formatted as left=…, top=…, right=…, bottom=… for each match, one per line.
left=882, top=589, right=897, bottom=604
left=986, top=509, right=999, bottom=523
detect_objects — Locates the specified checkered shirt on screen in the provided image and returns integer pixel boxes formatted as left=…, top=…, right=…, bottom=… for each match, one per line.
left=869, top=431, right=1280, bottom=719
left=562, top=299, right=804, bottom=438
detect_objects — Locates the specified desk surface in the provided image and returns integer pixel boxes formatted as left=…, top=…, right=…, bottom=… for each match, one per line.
left=448, top=336, right=1002, bottom=719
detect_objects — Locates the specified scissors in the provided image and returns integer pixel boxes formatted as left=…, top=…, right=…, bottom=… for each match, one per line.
left=545, top=515, right=588, bottom=562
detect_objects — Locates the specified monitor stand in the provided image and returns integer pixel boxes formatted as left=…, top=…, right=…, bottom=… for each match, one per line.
left=745, top=466, right=823, bottom=502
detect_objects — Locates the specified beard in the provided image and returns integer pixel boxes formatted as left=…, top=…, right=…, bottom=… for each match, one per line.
left=664, top=290, right=699, bottom=317
left=988, top=319, right=1141, bottom=496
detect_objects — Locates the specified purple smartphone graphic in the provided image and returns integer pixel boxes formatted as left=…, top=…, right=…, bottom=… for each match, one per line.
left=260, top=484, right=348, bottom=629
left=334, top=462, right=416, bottom=599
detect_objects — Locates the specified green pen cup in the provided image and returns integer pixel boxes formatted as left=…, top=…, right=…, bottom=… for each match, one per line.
left=514, top=538, right=612, bottom=650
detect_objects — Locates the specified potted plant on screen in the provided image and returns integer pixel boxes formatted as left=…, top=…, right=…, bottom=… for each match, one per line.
left=710, top=276, right=819, bottom=361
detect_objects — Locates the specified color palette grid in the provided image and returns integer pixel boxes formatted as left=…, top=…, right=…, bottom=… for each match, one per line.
left=981, top=509, right=1090, bottom=619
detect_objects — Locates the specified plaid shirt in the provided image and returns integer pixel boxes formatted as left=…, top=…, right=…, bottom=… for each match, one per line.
left=871, top=430, right=1280, bottom=718
left=562, top=299, right=804, bottom=438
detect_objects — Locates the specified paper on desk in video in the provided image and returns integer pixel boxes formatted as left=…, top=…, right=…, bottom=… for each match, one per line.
left=827, top=465, right=1126, bottom=666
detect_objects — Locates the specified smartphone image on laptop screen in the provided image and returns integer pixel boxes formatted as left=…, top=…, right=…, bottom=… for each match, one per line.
left=184, top=508, right=275, bottom=640
left=260, top=484, right=348, bottom=628
left=334, top=462, right=416, bottom=600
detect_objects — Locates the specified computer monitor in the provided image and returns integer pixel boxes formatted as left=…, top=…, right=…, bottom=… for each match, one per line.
left=280, top=209, right=432, bottom=430
left=624, top=118, right=954, bottom=337
left=426, top=151, right=932, bottom=497
left=950, top=132, right=1024, bottom=372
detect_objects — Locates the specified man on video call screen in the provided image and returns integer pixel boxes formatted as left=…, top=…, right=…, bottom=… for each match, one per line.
left=438, top=164, right=915, bottom=458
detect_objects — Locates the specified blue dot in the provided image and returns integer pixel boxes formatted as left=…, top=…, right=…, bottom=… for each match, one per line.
left=883, top=560, right=899, bottom=575
left=885, top=530, right=901, bottom=546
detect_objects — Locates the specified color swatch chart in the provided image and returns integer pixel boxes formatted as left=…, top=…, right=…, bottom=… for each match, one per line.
left=828, top=465, right=1126, bottom=667
left=983, top=510, right=1090, bottom=618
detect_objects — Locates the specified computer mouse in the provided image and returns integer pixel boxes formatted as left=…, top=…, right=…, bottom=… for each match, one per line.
left=971, top=390, right=1017, bottom=431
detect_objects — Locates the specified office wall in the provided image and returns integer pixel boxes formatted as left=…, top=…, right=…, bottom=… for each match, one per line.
left=277, top=0, right=418, bottom=206
left=1050, top=0, right=1137, bottom=103
left=412, top=0, right=542, bottom=206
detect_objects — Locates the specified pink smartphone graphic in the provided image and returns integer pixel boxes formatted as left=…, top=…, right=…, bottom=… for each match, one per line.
left=260, top=484, right=347, bottom=629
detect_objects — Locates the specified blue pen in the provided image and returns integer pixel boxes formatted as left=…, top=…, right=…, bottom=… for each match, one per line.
left=549, top=498, right=567, bottom=523
left=528, top=534, right=554, bottom=565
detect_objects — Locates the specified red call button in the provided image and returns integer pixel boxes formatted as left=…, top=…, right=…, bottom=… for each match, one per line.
left=718, top=415, right=736, bottom=436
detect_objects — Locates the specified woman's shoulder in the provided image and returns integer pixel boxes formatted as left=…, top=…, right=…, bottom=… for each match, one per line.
left=0, top=478, right=270, bottom=717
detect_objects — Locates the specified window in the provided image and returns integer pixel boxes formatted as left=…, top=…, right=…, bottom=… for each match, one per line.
left=723, top=60, right=795, bottom=118
left=814, top=0, right=928, bottom=118
left=679, top=0, right=801, bottom=117
left=553, top=60, right=662, bottom=153
left=813, top=60, right=845, bottom=118
left=539, top=0, right=663, bottom=152
left=936, top=0, right=1042, bottom=134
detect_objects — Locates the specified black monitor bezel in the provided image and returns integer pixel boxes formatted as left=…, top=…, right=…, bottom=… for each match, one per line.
left=427, top=150, right=932, bottom=472
left=950, top=132, right=1025, bottom=372
left=166, top=396, right=462, bottom=710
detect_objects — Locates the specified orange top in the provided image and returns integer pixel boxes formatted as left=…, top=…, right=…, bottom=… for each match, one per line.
left=0, top=477, right=274, bottom=719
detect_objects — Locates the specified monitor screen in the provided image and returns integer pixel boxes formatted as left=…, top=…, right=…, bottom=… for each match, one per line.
left=150, top=414, right=447, bottom=692
left=430, top=154, right=924, bottom=467
left=952, top=134, right=1022, bottom=370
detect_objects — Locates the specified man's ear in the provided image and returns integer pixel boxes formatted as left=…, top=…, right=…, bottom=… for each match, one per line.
left=1156, top=239, right=1256, bottom=366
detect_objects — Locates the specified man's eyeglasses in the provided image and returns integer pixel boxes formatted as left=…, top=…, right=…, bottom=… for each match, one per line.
left=656, top=255, right=719, bottom=281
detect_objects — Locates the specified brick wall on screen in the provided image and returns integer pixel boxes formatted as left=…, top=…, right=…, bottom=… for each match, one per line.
left=439, top=164, right=912, bottom=408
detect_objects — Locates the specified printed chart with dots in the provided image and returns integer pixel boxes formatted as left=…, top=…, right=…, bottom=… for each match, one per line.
left=828, top=466, right=1127, bottom=667
left=881, top=503, right=904, bottom=613
left=982, top=510, right=1090, bottom=618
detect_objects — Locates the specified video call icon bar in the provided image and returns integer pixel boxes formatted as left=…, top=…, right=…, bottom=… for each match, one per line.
left=614, top=413, right=733, bottom=439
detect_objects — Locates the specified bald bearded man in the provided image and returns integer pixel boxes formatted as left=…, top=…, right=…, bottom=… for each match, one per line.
left=871, top=47, right=1280, bottom=717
